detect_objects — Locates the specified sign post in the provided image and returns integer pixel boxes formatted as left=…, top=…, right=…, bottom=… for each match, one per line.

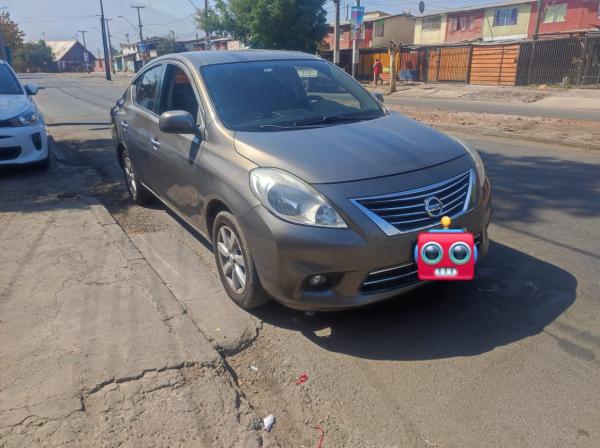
left=351, top=4, right=364, bottom=79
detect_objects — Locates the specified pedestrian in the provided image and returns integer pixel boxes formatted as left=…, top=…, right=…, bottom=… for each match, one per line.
left=373, top=59, right=383, bottom=86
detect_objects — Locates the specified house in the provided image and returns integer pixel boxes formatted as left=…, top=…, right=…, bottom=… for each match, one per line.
left=46, top=40, right=96, bottom=72
left=414, top=13, right=448, bottom=44
left=482, top=1, right=533, bottom=41
left=446, top=9, right=486, bottom=42
left=528, top=0, right=600, bottom=38
left=322, top=11, right=391, bottom=50
left=370, top=13, right=416, bottom=47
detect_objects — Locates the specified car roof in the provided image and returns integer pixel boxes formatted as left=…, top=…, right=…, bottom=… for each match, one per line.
left=154, top=50, right=321, bottom=67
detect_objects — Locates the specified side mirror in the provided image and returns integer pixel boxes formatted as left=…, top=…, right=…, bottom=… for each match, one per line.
left=375, top=93, right=384, bottom=103
left=159, top=110, right=197, bottom=134
left=25, top=84, right=39, bottom=96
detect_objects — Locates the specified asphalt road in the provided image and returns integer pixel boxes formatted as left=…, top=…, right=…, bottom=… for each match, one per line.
left=384, top=95, right=600, bottom=122
left=21, top=73, right=600, bottom=447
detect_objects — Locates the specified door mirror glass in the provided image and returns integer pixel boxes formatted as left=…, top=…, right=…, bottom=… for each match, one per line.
left=159, top=110, right=197, bottom=134
left=25, top=84, right=38, bottom=96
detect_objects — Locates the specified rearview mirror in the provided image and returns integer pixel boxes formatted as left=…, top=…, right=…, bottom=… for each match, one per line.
left=374, top=93, right=384, bottom=103
left=25, top=84, right=39, bottom=96
left=159, top=110, right=197, bottom=134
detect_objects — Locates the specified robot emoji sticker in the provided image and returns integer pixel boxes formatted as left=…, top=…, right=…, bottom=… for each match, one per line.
left=415, top=216, right=477, bottom=281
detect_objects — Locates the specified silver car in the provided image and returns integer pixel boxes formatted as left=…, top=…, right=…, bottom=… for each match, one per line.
left=111, top=51, right=491, bottom=311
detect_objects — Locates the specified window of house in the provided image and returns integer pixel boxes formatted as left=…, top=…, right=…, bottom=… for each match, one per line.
left=159, top=65, right=200, bottom=119
left=374, top=20, right=385, bottom=38
left=493, top=7, right=518, bottom=26
left=422, top=16, right=442, bottom=31
left=134, top=64, right=164, bottom=113
left=543, top=3, right=567, bottom=23
left=450, top=15, right=474, bottom=31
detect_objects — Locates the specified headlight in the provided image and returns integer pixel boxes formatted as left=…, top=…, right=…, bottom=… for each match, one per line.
left=250, top=168, right=347, bottom=228
left=453, top=138, right=485, bottom=187
left=10, top=107, right=38, bottom=126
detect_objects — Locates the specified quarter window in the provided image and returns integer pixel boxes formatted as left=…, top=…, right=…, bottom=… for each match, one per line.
left=159, top=65, right=200, bottom=119
left=134, top=65, right=164, bottom=112
left=493, top=8, right=518, bottom=26
left=543, top=3, right=567, bottom=23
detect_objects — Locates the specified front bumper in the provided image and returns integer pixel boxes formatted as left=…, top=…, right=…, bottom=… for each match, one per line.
left=239, top=161, right=492, bottom=311
left=0, top=122, right=48, bottom=166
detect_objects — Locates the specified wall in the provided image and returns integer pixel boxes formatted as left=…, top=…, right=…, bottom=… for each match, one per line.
left=482, top=3, right=532, bottom=41
left=528, top=0, right=600, bottom=37
left=371, top=15, right=416, bottom=47
left=446, top=10, right=485, bottom=42
left=323, top=23, right=373, bottom=50
left=414, top=14, right=448, bottom=44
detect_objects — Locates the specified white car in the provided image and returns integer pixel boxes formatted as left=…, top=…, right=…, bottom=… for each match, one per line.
left=0, top=60, right=48, bottom=167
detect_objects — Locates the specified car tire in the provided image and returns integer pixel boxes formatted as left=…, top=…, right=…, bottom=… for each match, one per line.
left=212, top=211, right=271, bottom=309
left=121, top=147, right=153, bottom=204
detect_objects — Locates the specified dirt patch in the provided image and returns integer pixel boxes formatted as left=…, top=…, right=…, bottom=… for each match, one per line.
left=388, top=104, right=600, bottom=151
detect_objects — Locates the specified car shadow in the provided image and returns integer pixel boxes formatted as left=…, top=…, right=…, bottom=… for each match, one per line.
left=251, top=240, right=576, bottom=361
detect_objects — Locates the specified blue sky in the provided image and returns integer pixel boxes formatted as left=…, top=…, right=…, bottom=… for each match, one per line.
left=6, top=1, right=494, bottom=55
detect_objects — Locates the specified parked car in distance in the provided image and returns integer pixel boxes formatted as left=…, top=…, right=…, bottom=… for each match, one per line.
left=111, top=51, right=491, bottom=311
left=0, top=60, right=48, bottom=168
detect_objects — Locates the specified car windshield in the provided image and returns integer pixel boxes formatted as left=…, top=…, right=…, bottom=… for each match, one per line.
left=201, top=59, right=385, bottom=131
left=0, top=65, right=23, bottom=95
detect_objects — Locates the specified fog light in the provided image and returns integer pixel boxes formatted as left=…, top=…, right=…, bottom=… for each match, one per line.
left=31, top=133, right=42, bottom=150
left=308, top=275, right=328, bottom=287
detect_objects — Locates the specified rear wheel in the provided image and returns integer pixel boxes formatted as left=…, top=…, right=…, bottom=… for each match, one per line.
left=212, top=211, right=271, bottom=309
left=121, top=148, right=153, bottom=204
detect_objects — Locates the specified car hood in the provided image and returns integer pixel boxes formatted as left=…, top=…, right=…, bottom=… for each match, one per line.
left=0, top=95, right=31, bottom=120
left=234, top=113, right=467, bottom=184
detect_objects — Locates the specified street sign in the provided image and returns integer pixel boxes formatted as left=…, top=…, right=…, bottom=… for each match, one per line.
left=351, top=6, right=365, bottom=41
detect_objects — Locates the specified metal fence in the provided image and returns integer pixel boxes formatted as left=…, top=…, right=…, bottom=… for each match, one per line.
left=516, top=35, right=600, bottom=86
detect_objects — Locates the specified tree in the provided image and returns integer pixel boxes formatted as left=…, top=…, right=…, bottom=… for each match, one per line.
left=0, top=11, right=25, bottom=51
left=388, top=40, right=401, bottom=94
left=197, top=0, right=328, bottom=53
left=12, top=40, right=54, bottom=73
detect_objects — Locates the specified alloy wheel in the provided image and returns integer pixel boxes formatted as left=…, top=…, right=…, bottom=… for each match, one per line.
left=216, top=225, right=247, bottom=294
left=123, top=153, right=137, bottom=198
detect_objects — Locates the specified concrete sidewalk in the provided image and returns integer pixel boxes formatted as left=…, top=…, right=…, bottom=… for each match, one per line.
left=0, top=158, right=265, bottom=447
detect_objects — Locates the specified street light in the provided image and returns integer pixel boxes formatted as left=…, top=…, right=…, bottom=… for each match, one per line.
left=118, top=15, right=138, bottom=33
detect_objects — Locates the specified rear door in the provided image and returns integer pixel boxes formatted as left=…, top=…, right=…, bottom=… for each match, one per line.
left=149, top=62, right=203, bottom=219
left=121, top=63, right=164, bottom=191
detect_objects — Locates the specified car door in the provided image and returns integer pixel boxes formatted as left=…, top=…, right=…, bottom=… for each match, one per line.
left=149, top=62, right=204, bottom=220
left=121, top=63, right=165, bottom=191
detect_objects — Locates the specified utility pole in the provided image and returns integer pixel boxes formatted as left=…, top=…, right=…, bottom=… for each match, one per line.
left=131, top=5, right=145, bottom=44
left=105, top=18, right=115, bottom=74
left=204, top=0, right=210, bottom=50
left=532, top=0, right=543, bottom=41
left=78, top=30, right=89, bottom=73
left=333, top=0, right=340, bottom=65
left=352, top=0, right=360, bottom=79
left=170, top=30, right=176, bottom=41
left=125, top=33, right=130, bottom=44
left=99, top=0, right=111, bottom=80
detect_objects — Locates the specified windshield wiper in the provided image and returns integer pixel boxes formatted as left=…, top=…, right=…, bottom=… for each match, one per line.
left=294, top=113, right=379, bottom=127
left=257, top=123, right=325, bottom=131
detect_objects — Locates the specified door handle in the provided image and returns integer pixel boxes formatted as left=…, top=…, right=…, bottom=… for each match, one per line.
left=150, top=137, right=160, bottom=149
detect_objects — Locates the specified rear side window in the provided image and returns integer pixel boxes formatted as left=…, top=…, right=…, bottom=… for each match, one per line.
left=0, top=65, right=23, bottom=95
left=134, top=65, right=164, bottom=112
left=159, top=64, right=199, bottom=119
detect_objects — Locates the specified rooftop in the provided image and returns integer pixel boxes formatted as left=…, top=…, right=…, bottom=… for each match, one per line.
left=154, top=50, right=319, bottom=67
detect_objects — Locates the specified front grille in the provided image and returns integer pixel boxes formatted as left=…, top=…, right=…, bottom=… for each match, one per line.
left=351, top=170, right=474, bottom=236
left=0, top=146, right=22, bottom=161
left=360, top=233, right=482, bottom=293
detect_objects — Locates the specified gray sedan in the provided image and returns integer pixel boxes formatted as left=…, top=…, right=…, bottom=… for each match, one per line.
left=111, top=50, right=491, bottom=311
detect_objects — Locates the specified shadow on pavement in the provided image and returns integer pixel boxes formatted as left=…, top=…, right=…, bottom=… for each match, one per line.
left=252, top=241, right=576, bottom=361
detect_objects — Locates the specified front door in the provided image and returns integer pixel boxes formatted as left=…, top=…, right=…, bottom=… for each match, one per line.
left=149, top=62, right=203, bottom=220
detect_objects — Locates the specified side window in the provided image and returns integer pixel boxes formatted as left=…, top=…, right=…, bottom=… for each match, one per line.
left=159, top=65, right=199, bottom=119
left=134, top=65, right=164, bottom=113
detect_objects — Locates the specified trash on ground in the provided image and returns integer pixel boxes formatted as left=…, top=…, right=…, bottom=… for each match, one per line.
left=263, top=414, right=276, bottom=432
left=250, top=365, right=259, bottom=372
left=295, top=373, right=308, bottom=385
left=313, top=426, right=325, bottom=448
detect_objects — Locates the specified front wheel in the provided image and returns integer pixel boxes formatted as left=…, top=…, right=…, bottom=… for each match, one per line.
left=212, top=211, right=271, bottom=309
left=121, top=148, right=153, bottom=204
